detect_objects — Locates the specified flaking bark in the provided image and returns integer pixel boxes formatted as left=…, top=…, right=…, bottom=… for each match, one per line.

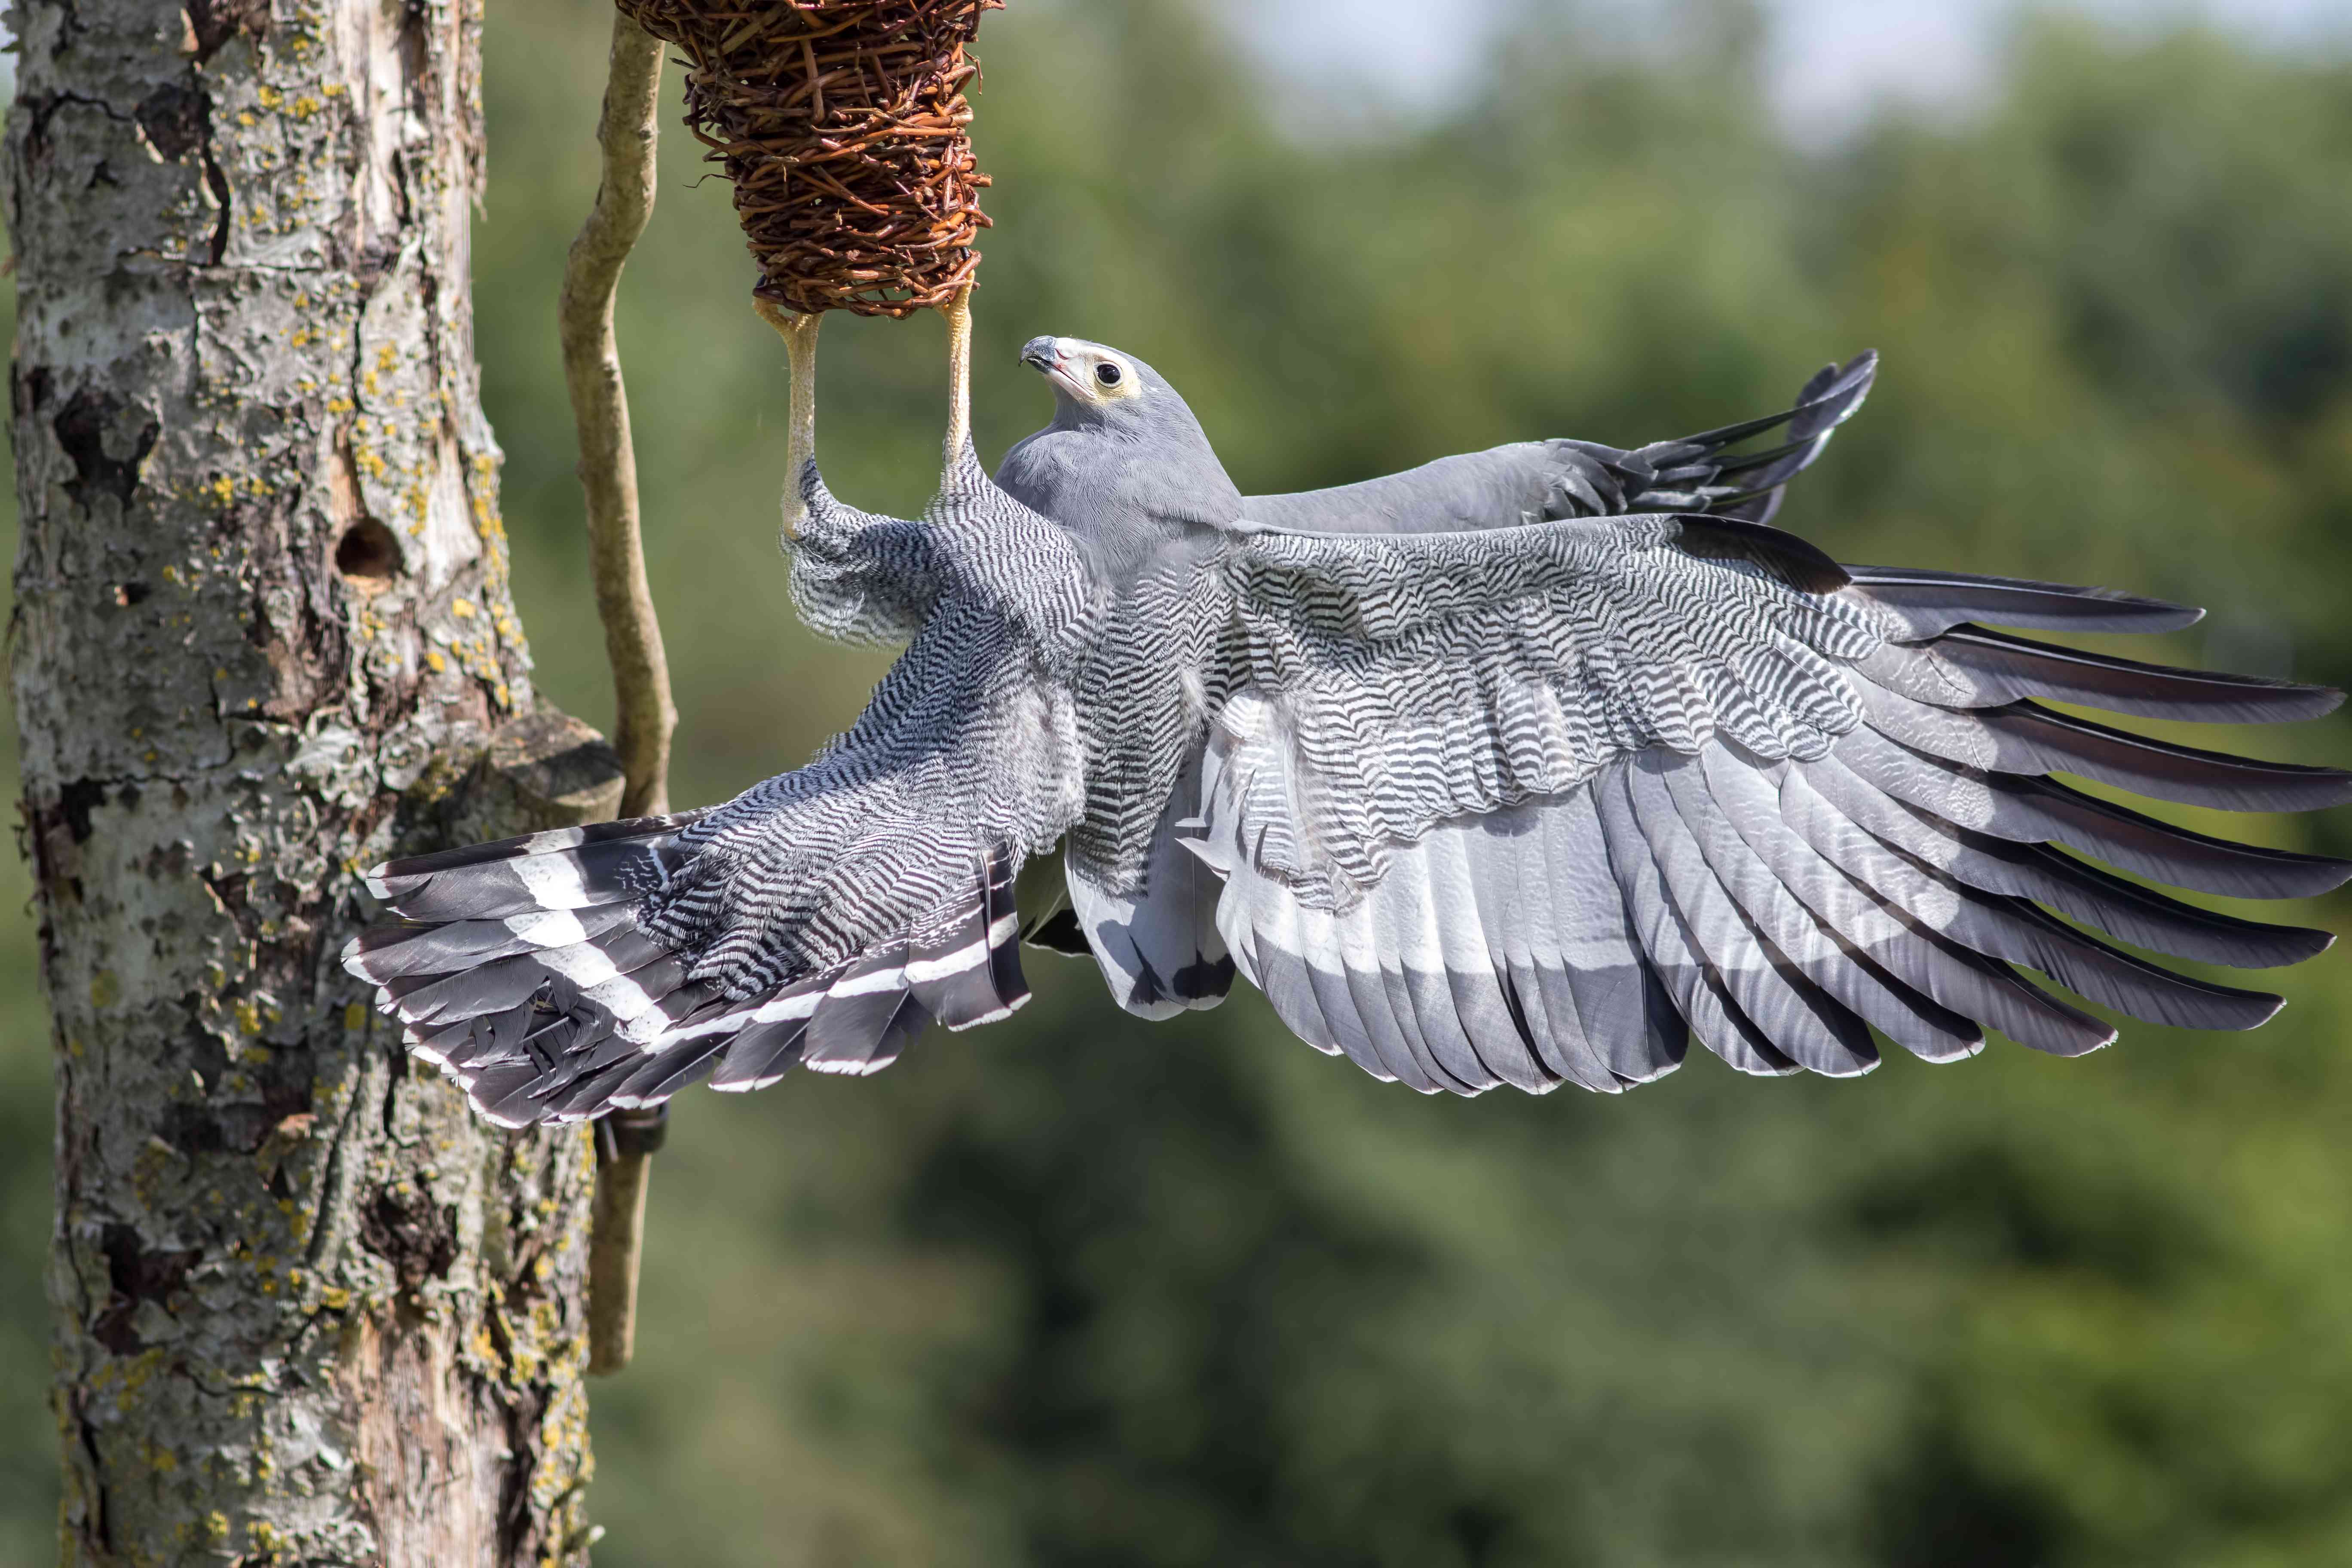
left=6, top=2, right=611, bottom=1562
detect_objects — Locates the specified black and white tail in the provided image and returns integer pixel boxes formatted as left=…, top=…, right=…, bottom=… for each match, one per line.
left=345, top=817, right=1031, bottom=1128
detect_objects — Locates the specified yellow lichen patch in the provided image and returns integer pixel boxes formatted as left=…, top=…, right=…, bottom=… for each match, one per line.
left=90, top=970, right=120, bottom=1009
left=115, top=1348, right=167, bottom=1411
left=256, top=85, right=284, bottom=110
left=343, top=1001, right=367, bottom=1032
left=132, top=1137, right=179, bottom=1204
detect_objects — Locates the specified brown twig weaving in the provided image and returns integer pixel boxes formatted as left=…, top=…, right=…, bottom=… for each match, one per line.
left=614, top=0, right=1002, bottom=318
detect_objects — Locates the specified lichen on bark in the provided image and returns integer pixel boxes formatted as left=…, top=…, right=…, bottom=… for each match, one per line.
left=6, top=1, right=609, bottom=1562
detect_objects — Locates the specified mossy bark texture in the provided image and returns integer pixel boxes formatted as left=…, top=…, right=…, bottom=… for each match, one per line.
left=6, top=3, right=609, bottom=1563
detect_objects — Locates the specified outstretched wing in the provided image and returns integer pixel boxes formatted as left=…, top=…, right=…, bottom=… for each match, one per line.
left=349, top=817, right=1032, bottom=1124
left=1176, top=512, right=2349, bottom=1094
left=1239, top=353, right=1877, bottom=536
left=347, top=459, right=1093, bottom=1126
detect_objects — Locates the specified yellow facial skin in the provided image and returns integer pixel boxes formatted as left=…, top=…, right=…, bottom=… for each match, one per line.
left=1045, top=340, right=1144, bottom=406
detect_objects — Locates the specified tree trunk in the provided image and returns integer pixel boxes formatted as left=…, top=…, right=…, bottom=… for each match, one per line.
left=6, top=3, right=612, bottom=1563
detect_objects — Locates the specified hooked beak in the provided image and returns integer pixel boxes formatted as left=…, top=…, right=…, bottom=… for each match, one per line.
left=1020, top=335, right=1086, bottom=401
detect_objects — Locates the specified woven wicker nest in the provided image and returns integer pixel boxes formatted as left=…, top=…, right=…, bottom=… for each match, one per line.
left=616, top=0, right=1002, bottom=318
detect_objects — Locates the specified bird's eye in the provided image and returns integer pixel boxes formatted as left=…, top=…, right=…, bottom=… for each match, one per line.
left=1094, top=362, right=1124, bottom=389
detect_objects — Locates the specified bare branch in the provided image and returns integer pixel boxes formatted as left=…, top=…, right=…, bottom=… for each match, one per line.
left=561, top=13, right=672, bottom=1378
left=561, top=14, right=675, bottom=821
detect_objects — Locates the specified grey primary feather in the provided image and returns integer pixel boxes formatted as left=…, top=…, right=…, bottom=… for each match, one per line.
left=1598, top=769, right=1792, bottom=1077
left=1842, top=566, right=2203, bottom=637
left=347, top=335, right=2351, bottom=1130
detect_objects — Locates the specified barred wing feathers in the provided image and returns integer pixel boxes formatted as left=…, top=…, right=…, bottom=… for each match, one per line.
left=346, top=456, right=1095, bottom=1126
left=783, top=463, right=942, bottom=647
left=353, top=822, right=1029, bottom=1125
left=1184, top=513, right=2350, bottom=1094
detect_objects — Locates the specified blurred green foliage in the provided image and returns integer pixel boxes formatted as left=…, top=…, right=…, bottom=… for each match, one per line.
left=6, top=2, right=2352, bottom=1563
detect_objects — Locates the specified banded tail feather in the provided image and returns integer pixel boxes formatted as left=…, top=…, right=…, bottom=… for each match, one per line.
left=345, top=821, right=1033, bottom=1127
left=1069, top=755, right=1235, bottom=1021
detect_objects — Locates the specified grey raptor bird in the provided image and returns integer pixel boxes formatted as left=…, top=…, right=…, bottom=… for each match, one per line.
left=346, top=309, right=2352, bottom=1123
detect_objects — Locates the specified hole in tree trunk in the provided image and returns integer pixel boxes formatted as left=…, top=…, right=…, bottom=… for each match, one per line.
left=335, top=518, right=401, bottom=592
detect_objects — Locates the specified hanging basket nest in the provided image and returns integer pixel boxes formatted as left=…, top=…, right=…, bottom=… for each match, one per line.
left=615, top=0, right=1001, bottom=318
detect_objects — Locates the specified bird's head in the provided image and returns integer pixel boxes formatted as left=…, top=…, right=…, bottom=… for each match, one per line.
left=1007, top=334, right=1240, bottom=529
left=1022, top=335, right=1140, bottom=404
left=1020, top=336, right=1198, bottom=433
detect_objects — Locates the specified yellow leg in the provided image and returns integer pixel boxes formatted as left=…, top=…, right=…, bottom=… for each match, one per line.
left=938, top=284, right=973, bottom=475
left=755, top=295, right=822, bottom=540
